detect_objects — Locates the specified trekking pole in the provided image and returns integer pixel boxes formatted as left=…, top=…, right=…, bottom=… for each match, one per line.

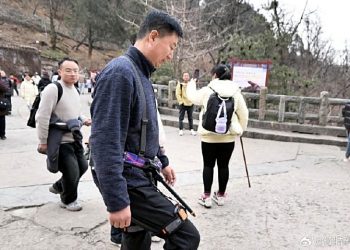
left=152, top=170, right=196, bottom=217
left=123, top=151, right=196, bottom=216
left=239, top=136, right=251, bottom=188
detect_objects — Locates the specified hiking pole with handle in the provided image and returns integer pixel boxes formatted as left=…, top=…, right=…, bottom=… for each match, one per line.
left=240, top=136, right=251, bottom=188
left=150, top=164, right=196, bottom=217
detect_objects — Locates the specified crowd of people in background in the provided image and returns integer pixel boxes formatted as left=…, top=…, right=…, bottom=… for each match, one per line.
left=0, top=69, right=98, bottom=141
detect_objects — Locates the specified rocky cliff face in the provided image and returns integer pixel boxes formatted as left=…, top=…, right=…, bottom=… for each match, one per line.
left=0, top=0, right=117, bottom=75
left=0, top=43, right=41, bottom=75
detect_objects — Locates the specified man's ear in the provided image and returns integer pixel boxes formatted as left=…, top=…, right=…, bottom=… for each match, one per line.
left=148, top=30, right=159, bottom=42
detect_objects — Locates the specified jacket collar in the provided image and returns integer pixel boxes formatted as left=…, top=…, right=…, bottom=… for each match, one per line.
left=125, top=46, right=155, bottom=79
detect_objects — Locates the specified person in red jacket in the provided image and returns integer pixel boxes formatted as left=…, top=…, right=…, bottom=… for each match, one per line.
left=9, top=74, right=20, bottom=96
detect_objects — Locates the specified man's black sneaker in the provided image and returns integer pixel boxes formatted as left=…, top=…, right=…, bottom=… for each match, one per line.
left=110, top=226, right=122, bottom=246
left=110, top=235, right=122, bottom=246
left=49, top=185, right=61, bottom=194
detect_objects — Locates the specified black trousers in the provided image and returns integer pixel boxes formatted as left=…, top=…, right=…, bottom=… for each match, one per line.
left=0, top=115, right=5, bottom=137
left=53, top=142, right=88, bottom=204
left=121, top=184, right=200, bottom=250
left=90, top=157, right=200, bottom=249
left=201, top=141, right=235, bottom=194
left=13, top=85, right=19, bottom=96
left=179, top=104, right=194, bottom=130
left=5, top=95, right=11, bottom=112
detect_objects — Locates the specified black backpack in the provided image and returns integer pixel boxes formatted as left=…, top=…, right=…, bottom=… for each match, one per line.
left=27, top=82, right=63, bottom=128
left=202, top=87, right=235, bottom=134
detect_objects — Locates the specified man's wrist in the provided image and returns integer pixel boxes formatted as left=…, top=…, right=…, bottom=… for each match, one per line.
left=158, top=154, right=169, bottom=169
left=39, top=139, right=47, bottom=144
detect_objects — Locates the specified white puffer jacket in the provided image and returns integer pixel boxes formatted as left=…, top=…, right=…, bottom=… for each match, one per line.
left=20, top=79, right=38, bottom=106
left=186, top=78, right=249, bottom=143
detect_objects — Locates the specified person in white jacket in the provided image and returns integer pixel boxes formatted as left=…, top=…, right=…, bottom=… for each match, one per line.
left=186, top=64, right=249, bottom=208
left=20, top=73, right=38, bottom=109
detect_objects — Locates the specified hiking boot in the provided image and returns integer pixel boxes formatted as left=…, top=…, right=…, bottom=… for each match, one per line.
left=190, top=129, right=197, bottom=136
left=60, top=200, right=82, bottom=211
left=179, top=130, right=184, bottom=136
left=198, top=194, right=212, bottom=208
left=49, top=185, right=61, bottom=194
left=212, top=191, right=226, bottom=206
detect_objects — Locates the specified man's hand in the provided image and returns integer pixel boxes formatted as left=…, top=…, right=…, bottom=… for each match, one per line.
left=109, top=206, right=131, bottom=229
left=161, top=166, right=176, bottom=186
left=83, top=118, right=92, bottom=126
left=37, top=144, right=47, bottom=154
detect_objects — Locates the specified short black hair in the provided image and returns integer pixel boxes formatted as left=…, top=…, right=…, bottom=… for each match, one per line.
left=137, top=10, right=183, bottom=39
left=211, top=64, right=231, bottom=80
left=58, top=57, right=79, bottom=68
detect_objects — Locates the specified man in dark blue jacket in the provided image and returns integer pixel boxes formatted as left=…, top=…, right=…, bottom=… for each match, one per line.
left=90, top=11, right=200, bottom=249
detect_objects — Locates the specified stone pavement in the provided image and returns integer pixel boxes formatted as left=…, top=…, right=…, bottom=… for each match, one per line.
left=1, top=95, right=350, bottom=249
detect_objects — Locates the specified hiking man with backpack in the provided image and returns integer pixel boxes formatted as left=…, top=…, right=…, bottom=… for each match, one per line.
left=175, top=72, right=196, bottom=136
left=36, top=58, right=91, bottom=211
left=186, top=64, right=249, bottom=208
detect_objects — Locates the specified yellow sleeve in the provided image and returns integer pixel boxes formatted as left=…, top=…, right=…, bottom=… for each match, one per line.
left=175, top=82, right=183, bottom=104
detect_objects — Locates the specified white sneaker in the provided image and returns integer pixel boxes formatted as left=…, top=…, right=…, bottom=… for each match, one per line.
left=151, top=236, right=162, bottom=242
left=179, top=130, right=184, bottom=136
left=212, top=191, right=226, bottom=206
left=190, top=129, right=197, bottom=136
left=60, top=200, right=82, bottom=211
left=343, top=158, right=349, bottom=162
left=198, top=194, right=212, bottom=208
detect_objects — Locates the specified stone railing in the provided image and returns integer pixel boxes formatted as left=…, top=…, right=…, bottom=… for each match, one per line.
left=0, top=43, right=39, bottom=53
left=243, top=88, right=348, bottom=126
left=153, top=81, right=349, bottom=137
left=153, top=80, right=205, bottom=111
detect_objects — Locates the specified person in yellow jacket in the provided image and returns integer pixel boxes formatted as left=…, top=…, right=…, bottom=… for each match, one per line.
left=175, top=72, right=196, bottom=136
left=186, top=64, right=249, bottom=208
